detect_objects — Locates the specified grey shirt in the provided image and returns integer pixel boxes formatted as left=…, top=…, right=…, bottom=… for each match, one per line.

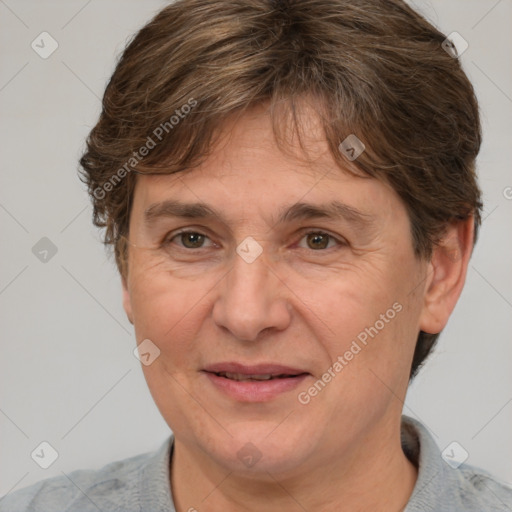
left=1, top=416, right=511, bottom=511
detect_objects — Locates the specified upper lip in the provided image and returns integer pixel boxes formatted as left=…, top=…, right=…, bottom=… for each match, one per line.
left=203, top=362, right=309, bottom=376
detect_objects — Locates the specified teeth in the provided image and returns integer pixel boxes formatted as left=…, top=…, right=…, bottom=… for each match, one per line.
left=219, top=372, right=288, bottom=381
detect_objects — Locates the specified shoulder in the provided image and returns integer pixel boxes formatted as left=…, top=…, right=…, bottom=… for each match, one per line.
left=0, top=440, right=172, bottom=512
left=453, top=464, right=512, bottom=510
left=402, top=416, right=512, bottom=511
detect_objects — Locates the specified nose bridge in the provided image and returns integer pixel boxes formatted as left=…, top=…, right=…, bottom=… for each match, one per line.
left=230, top=252, right=267, bottom=300
left=212, top=247, right=290, bottom=341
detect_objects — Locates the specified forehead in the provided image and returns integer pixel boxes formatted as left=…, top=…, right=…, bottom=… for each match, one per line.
left=130, top=105, right=405, bottom=229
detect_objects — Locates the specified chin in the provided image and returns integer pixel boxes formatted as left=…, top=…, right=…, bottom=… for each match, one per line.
left=203, top=423, right=317, bottom=478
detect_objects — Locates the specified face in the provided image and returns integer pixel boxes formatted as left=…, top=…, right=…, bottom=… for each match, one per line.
left=122, top=103, right=430, bottom=477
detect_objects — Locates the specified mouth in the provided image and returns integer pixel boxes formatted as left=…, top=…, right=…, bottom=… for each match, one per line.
left=202, top=362, right=310, bottom=402
left=212, top=371, right=307, bottom=381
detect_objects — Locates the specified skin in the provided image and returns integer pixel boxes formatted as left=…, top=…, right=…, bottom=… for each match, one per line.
left=122, top=101, right=474, bottom=511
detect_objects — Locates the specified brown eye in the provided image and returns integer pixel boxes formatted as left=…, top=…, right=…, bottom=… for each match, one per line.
left=180, top=232, right=206, bottom=248
left=305, top=232, right=331, bottom=250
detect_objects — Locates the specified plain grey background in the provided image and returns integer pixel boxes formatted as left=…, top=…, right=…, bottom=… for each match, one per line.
left=1, top=0, right=511, bottom=498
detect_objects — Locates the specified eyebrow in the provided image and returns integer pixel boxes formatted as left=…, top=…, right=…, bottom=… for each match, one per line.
left=143, top=199, right=374, bottom=230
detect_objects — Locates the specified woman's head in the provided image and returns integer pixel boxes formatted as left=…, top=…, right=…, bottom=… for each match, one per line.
left=80, top=0, right=481, bottom=395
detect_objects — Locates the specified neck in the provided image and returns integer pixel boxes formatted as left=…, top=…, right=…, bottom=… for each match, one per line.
left=170, top=418, right=417, bottom=512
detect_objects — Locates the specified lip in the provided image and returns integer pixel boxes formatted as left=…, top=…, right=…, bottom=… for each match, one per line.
left=203, top=362, right=308, bottom=375
left=202, top=362, right=310, bottom=402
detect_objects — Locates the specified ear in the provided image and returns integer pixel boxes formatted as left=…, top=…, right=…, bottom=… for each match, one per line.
left=122, top=276, right=134, bottom=325
left=419, top=217, right=474, bottom=334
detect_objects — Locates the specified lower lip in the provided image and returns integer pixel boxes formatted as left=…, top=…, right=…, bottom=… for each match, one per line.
left=204, top=372, right=309, bottom=402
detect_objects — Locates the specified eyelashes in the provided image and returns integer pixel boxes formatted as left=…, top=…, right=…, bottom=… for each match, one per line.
left=162, top=228, right=347, bottom=253
left=166, top=231, right=215, bottom=250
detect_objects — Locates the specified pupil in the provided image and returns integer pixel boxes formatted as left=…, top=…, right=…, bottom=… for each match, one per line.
left=182, top=233, right=204, bottom=248
left=307, top=233, right=328, bottom=250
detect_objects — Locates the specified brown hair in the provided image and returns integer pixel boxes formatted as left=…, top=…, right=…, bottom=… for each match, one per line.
left=79, top=0, right=482, bottom=378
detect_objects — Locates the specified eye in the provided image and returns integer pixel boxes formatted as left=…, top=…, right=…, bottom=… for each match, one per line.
left=162, top=229, right=343, bottom=252
left=165, top=230, right=214, bottom=249
left=297, top=231, right=343, bottom=250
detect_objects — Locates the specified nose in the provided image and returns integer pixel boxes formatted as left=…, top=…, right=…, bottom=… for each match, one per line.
left=212, top=248, right=292, bottom=342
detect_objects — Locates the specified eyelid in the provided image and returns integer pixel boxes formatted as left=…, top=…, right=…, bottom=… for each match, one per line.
left=162, top=227, right=347, bottom=250
left=163, top=228, right=217, bottom=248
left=293, top=228, right=347, bottom=249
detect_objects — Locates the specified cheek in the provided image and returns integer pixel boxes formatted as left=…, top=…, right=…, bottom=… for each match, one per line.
left=295, top=265, right=399, bottom=346
left=127, top=255, right=216, bottom=362
left=296, top=251, right=422, bottom=390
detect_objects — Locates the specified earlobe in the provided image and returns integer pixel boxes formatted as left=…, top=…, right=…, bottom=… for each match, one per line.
left=122, top=277, right=134, bottom=325
left=419, top=217, right=474, bottom=335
